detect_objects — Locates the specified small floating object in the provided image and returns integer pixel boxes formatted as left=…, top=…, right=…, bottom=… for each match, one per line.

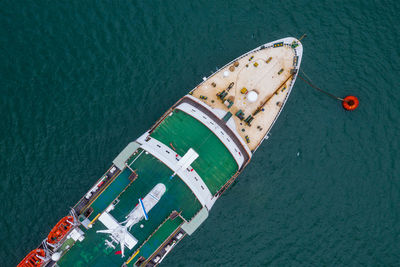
left=342, top=96, right=359, bottom=111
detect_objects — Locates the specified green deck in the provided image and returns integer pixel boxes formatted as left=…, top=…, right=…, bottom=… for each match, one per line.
left=55, top=109, right=236, bottom=266
left=150, top=110, right=238, bottom=194
left=140, top=216, right=183, bottom=258
left=88, top=168, right=133, bottom=219
left=58, top=152, right=201, bottom=267
left=126, top=216, right=184, bottom=265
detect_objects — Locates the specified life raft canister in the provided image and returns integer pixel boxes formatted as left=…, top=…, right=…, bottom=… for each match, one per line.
left=342, top=96, right=359, bottom=111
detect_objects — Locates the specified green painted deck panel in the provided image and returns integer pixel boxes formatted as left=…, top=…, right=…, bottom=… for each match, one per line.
left=88, top=168, right=132, bottom=219
left=111, top=152, right=201, bottom=222
left=150, top=110, right=238, bottom=194
left=57, top=223, right=124, bottom=267
left=58, top=153, right=201, bottom=267
left=140, top=217, right=183, bottom=258
left=126, top=148, right=144, bottom=167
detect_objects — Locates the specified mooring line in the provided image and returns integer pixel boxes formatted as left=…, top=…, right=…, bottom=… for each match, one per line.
left=296, top=35, right=358, bottom=111
left=298, top=69, right=346, bottom=102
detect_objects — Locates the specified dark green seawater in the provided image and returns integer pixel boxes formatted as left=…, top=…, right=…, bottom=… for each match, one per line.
left=1, top=1, right=399, bottom=266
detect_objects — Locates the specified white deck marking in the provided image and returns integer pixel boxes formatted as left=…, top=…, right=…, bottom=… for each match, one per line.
left=98, top=212, right=138, bottom=249
left=176, top=102, right=245, bottom=168
left=136, top=133, right=217, bottom=210
left=185, top=95, right=252, bottom=156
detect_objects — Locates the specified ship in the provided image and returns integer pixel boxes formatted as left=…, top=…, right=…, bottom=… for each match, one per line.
left=18, top=37, right=303, bottom=267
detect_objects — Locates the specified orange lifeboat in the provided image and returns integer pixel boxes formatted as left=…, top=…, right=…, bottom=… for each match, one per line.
left=47, top=216, right=74, bottom=244
left=17, top=249, right=45, bottom=267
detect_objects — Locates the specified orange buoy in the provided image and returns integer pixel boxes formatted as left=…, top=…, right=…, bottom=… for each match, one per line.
left=342, top=96, right=359, bottom=111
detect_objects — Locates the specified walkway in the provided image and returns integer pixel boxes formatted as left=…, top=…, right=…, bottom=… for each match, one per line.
left=148, top=109, right=238, bottom=195
left=137, top=134, right=216, bottom=210
left=180, top=96, right=251, bottom=166
left=176, top=102, right=245, bottom=167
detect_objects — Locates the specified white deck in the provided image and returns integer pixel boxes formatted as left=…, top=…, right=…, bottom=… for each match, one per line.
left=136, top=133, right=216, bottom=210
left=177, top=148, right=199, bottom=170
left=98, top=212, right=138, bottom=249
left=181, top=206, right=209, bottom=235
left=191, top=37, right=303, bottom=151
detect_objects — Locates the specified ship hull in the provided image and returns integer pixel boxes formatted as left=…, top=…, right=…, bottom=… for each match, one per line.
left=18, top=37, right=303, bottom=267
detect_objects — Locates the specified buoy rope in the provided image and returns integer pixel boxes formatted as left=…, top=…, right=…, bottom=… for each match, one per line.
left=298, top=34, right=307, bottom=42
left=298, top=69, right=346, bottom=102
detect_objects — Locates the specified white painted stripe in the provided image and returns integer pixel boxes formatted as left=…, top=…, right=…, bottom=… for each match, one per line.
left=148, top=193, right=159, bottom=201
left=136, top=134, right=216, bottom=210
left=176, top=102, right=244, bottom=168
left=185, top=95, right=252, bottom=157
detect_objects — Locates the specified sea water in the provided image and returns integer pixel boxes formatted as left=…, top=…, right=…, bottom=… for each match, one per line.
left=1, top=0, right=399, bottom=266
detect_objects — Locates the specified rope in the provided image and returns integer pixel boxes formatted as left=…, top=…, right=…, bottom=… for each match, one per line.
left=299, top=34, right=307, bottom=42
left=300, top=68, right=314, bottom=83
left=298, top=69, right=346, bottom=102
